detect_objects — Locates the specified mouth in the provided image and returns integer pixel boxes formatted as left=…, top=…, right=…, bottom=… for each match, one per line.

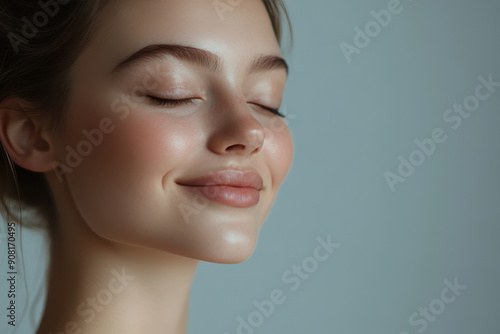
left=175, top=169, right=263, bottom=208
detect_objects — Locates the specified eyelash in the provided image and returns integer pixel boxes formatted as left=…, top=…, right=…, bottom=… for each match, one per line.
left=147, top=96, right=198, bottom=107
left=146, top=95, right=285, bottom=118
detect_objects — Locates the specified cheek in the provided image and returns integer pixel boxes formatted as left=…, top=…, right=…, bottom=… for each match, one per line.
left=60, top=96, right=194, bottom=182
left=262, top=119, right=294, bottom=191
left=60, top=101, right=198, bottom=241
left=91, top=112, right=193, bottom=177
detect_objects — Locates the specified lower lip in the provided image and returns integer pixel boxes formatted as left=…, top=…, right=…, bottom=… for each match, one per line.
left=178, top=185, right=260, bottom=208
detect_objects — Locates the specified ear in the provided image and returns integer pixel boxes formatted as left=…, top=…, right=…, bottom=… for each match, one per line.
left=0, top=97, right=56, bottom=172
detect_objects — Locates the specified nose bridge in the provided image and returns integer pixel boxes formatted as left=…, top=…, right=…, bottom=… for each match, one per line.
left=207, top=93, right=266, bottom=155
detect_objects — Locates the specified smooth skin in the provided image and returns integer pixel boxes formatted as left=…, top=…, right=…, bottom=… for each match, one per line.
left=0, top=0, right=293, bottom=333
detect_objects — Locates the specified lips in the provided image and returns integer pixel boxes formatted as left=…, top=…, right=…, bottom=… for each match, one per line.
left=176, top=169, right=263, bottom=190
left=175, top=169, right=263, bottom=208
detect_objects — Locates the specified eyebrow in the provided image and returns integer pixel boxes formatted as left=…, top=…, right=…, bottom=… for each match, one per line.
left=111, top=44, right=289, bottom=76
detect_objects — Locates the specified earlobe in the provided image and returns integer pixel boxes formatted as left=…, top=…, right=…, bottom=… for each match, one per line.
left=0, top=98, right=56, bottom=173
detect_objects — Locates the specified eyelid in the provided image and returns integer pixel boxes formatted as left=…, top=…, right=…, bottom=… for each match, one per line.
left=147, top=95, right=199, bottom=107
left=248, top=102, right=285, bottom=118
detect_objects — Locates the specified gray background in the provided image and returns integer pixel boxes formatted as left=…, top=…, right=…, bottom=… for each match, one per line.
left=1, top=0, right=500, bottom=333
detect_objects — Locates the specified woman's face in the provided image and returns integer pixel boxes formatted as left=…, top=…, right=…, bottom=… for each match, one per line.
left=52, top=0, right=293, bottom=263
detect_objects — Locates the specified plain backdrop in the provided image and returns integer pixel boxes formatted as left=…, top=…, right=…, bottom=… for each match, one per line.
left=1, top=0, right=500, bottom=333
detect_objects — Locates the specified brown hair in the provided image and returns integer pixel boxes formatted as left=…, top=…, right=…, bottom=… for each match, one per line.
left=0, top=0, right=292, bottom=230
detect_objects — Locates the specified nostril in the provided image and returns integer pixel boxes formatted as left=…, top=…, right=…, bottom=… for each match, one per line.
left=225, top=144, right=246, bottom=151
left=251, top=146, right=262, bottom=154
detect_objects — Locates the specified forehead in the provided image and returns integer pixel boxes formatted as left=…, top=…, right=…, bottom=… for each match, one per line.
left=71, top=0, right=281, bottom=79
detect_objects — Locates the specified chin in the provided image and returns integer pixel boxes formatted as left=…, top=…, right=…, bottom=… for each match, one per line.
left=205, top=240, right=258, bottom=264
left=183, top=230, right=260, bottom=264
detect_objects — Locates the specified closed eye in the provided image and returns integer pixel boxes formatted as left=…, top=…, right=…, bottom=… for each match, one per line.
left=249, top=103, right=285, bottom=118
left=147, top=96, right=198, bottom=107
left=147, top=96, right=285, bottom=118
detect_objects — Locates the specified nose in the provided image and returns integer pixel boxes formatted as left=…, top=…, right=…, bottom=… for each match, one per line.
left=207, top=98, right=266, bottom=155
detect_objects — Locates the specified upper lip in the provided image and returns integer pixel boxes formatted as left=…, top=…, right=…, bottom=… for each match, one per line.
left=176, top=168, right=263, bottom=190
